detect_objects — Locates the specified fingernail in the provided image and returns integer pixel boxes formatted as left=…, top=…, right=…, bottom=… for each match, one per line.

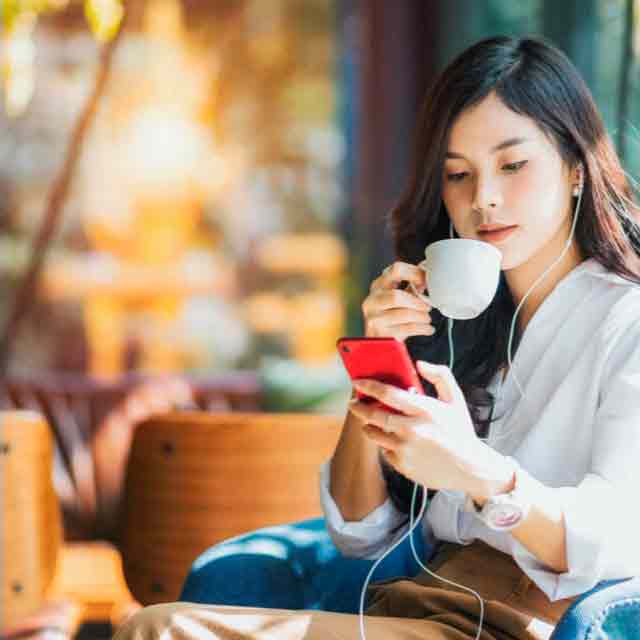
left=408, top=284, right=430, bottom=305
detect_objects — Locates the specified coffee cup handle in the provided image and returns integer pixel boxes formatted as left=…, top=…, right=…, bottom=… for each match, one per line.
left=412, top=261, right=434, bottom=306
left=408, top=280, right=434, bottom=307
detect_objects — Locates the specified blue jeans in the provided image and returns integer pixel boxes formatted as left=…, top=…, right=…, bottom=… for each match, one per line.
left=180, top=517, right=430, bottom=613
left=180, top=518, right=640, bottom=639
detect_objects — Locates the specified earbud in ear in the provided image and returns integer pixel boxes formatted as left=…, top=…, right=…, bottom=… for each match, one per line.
left=573, top=163, right=585, bottom=197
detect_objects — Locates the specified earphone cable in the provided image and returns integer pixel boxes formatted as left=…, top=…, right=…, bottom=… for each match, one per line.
left=359, top=190, right=583, bottom=638
left=485, top=185, right=583, bottom=444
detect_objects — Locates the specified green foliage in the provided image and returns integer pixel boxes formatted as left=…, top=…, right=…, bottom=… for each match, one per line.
left=258, top=355, right=351, bottom=413
left=3, top=0, right=64, bottom=32
left=84, top=0, right=123, bottom=43
left=2, top=0, right=123, bottom=42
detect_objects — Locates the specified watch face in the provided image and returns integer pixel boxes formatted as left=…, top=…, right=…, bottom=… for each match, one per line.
left=486, top=503, right=523, bottom=530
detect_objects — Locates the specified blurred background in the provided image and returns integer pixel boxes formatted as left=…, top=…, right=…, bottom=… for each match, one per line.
left=1, top=1, right=639, bottom=638
left=1, top=0, right=639, bottom=410
left=1, top=0, right=350, bottom=415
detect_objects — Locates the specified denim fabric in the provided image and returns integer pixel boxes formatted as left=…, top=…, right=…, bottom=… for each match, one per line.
left=179, top=518, right=640, bottom=636
left=179, top=517, right=430, bottom=614
left=550, top=577, right=640, bottom=640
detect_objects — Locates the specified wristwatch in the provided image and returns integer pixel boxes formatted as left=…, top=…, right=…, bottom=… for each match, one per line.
left=464, top=463, right=531, bottom=531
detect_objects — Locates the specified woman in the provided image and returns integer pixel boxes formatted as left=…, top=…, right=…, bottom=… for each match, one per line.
left=115, top=35, right=640, bottom=640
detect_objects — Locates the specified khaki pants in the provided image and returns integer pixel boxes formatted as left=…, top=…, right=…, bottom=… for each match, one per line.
left=114, top=541, right=575, bottom=640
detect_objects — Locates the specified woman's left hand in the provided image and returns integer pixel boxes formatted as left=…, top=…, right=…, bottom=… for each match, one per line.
left=349, top=360, right=492, bottom=495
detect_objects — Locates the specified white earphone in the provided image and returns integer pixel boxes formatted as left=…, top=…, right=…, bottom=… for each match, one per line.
left=359, top=162, right=587, bottom=640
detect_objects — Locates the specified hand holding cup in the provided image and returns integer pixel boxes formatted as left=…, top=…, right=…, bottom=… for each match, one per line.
left=362, top=261, right=435, bottom=343
left=362, top=239, right=502, bottom=343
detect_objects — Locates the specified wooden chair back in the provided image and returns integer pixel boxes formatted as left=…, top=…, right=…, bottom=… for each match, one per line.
left=1, top=370, right=262, bottom=541
left=119, top=411, right=342, bottom=605
left=1, top=411, right=62, bottom=628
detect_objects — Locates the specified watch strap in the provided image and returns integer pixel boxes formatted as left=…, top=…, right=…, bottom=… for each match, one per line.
left=463, top=458, right=531, bottom=531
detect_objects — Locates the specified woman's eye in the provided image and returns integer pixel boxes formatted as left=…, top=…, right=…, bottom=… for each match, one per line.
left=446, top=171, right=468, bottom=182
left=502, top=160, right=528, bottom=173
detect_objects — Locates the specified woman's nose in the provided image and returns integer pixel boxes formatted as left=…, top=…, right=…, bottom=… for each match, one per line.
left=472, top=175, right=503, bottom=212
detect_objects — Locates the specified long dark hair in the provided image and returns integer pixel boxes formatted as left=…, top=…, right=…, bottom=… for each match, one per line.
left=383, top=35, right=640, bottom=517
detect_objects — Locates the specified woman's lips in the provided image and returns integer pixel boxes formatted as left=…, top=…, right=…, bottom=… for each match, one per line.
left=478, top=225, right=518, bottom=243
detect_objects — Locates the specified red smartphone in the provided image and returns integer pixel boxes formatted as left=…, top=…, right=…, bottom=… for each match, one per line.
left=337, top=337, right=425, bottom=413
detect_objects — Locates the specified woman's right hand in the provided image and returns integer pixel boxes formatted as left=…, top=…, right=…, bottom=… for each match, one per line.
left=335, top=261, right=431, bottom=516
left=362, top=261, right=435, bottom=342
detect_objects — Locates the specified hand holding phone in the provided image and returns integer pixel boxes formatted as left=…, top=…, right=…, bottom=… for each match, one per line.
left=337, top=337, right=425, bottom=414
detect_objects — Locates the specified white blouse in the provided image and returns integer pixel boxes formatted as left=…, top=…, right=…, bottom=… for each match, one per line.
left=319, top=257, right=640, bottom=601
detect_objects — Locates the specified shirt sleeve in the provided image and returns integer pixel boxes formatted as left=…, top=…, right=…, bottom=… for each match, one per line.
left=511, top=317, right=640, bottom=601
left=319, top=459, right=430, bottom=559
left=426, top=489, right=476, bottom=545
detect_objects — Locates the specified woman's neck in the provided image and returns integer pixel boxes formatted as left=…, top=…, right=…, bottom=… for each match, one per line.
left=504, top=236, right=585, bottom=335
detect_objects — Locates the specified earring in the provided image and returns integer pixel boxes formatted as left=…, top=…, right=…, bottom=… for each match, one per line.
left=573, top=165, right=584, bottom=197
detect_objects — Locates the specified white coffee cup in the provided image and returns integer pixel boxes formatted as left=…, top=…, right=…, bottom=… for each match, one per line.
left=417, top=239, right=503, bottom=319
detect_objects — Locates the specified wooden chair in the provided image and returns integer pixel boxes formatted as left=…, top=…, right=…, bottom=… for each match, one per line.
left=1, top=374, right=264, bottom=633
left=0, top=410, right=81, bottom=639
left=1, top=370, right=263, bottom=542
left=118, top=411, right=342, bottom=607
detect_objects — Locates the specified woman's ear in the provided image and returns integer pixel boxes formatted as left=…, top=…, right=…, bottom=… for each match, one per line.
left=572, top=162, right=585, bottom=197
